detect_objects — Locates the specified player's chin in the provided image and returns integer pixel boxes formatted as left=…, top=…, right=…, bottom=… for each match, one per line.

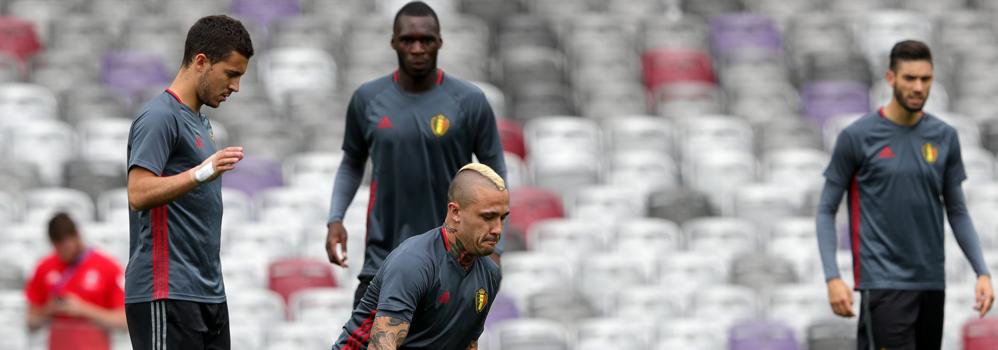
left=479, top=242, right=497, bottom=255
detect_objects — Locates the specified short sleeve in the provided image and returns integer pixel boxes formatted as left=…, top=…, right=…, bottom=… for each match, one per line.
left=945, top=131, right=968, bottom=188
left=823, top=129, right=861, bottom=186
left=24, top=263, right=49, bottom=307
left=127, top=109, right=178, bottom=175
left=468, top=91, right=507, bottom=181
left=341, top=92, right=370, bottom=159
left=375, top=253, right=431, bottom=323
left=105, top=261, right=125, bottom=309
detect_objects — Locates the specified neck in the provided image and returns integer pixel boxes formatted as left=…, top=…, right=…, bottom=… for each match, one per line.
left=397, top=68, right=437, bottom=93
left=884, top=100, right=923, bottom=126
left=444, top=224, right=475, bottom=270
left=168, top=70, right=203, bottom=113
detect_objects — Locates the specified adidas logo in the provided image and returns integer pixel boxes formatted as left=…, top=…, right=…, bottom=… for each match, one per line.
left=878, top=146, right=895, bottom=159
left=377, top=116, right=393, bottom=129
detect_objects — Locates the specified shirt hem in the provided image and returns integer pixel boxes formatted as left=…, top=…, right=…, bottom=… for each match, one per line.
left=856, top=281, right=945, bottom=291
left=125, top=292, right=226, bottom=304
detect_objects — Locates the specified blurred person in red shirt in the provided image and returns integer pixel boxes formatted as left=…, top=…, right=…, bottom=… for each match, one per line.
left=24, top=213, right=126, bottom=350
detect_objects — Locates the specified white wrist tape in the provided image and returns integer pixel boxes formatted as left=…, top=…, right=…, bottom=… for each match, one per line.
left=194, top=161, right=215, bottom=183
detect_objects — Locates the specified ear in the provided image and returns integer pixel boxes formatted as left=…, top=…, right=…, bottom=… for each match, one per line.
left=448, top=202, right=461, bottom=222
left=885, top=68, right=895, bottom=86
left=193, top=53, right=210, bottom=71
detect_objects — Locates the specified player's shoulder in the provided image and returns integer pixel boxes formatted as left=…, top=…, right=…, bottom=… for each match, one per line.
left=134, top=92, right=180, bottom=124
left=920, top=112, right=958, bottom=134
left=841, top=111, right=882, bottom=135
left=439, top=73, right=487, bottom=102
left=351, top=74, right=395, bottom=101
left=386, top=228, right=441, bottom=265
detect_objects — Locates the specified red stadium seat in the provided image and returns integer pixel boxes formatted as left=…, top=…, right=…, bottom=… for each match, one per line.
left=964, top=318, right=998, bottom=350
left=497, top=117, right=526, bottom=160
left=0, top=17, right=40, bottom=63
left=641, top=48, right=715, bottom=93
left=267, top=258, right=337, bottom=308
left=509, top=187, right=564, bottom=244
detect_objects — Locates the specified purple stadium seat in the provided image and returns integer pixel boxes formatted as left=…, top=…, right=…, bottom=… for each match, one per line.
left=221, top=156, right=285, bottom=198
left=231, top=0, right=301, bottom=30
left=0, top=16, right=41, bottom=62
left=800, top=81, right=870, bottom=126
left=709, top=13, right=782, bottom=58
left=729, top=320, right=799, bottom=350
left=484, top=293, right=520, bottom=329
left=100, top=52, right=170, bottom=106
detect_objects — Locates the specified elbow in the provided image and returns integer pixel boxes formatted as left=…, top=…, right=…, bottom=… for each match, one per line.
left=127, top=190, right=149, bottom=212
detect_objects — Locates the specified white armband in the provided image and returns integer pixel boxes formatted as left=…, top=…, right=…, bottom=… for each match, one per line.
left=194, top=161, right=215, bottom=183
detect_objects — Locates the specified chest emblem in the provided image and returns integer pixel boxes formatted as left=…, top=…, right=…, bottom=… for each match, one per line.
left=430, top=114, right=450, bottom=137
left=378, top=115, right=394, bottom=129
left=438, top=290, right=451, bottom=305
left=878, top=146, right=896, bottom=159
left=923, top=143, right=938, bottom=164
left=195, top=135, right=205, bottom=149
left=475, top=288, right=487, bottom=313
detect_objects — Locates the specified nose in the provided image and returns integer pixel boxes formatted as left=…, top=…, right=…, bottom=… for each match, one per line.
left=230, top=77, right=241, bottom=93
left=410, top=41, right=427, bottom=54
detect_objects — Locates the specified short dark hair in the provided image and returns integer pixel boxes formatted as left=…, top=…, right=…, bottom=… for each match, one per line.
left=393, top=1, right=440, bottom=33
left=889, top=40, right=932, bottom=71
left=181, top=15, right=254, bottom=67
left=48, top=212, right=78, bottom=243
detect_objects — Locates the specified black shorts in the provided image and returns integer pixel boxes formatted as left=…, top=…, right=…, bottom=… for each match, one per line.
left=125, top=300, right=230, bottom=350
left=857, top=290, right=944, bottom=350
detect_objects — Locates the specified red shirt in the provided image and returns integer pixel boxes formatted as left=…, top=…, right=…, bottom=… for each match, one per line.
left=24, top=249, right=125, bottom=350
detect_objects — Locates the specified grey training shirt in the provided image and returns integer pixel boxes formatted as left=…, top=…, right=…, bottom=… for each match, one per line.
left=125, top=90, right=225, bottom=303
left=819, top=109, right=988, bottom=290
left=335, top=70, right=507, bottom=280
left=333, top=226, right=501, bottom=350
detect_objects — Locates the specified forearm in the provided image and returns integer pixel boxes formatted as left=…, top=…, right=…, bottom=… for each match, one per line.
left=80, top=304, right=127, bottom=330
left=368, top=315, right=410, bottom=350
left=946, top=185, right=991, bottom=277
left=327, top=152, right=366, bottom=223
left=816, top=180, right=846, bottom=281
left=127, top=168, right=199, bottom=211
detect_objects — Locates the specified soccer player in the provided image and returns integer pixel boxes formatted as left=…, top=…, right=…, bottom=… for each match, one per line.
left=25, top=213, right=126, bottom=350
left=123, top=15, right=252, bottom=350
left=324, top=0, right=507, bottom=307
left=332, top=163, right=506, bottom=350
left=817, top=40, right=994, bottom=348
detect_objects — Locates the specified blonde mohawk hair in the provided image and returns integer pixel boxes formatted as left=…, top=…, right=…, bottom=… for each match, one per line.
left=458, top=163, right=506, bottom=191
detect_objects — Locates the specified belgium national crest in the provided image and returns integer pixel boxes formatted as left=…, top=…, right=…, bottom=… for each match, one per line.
left=475, top=288, right=487, bottom=313
left=923, top=143, right=938, bottom=164
left=430, top=114, right=450, bottom=137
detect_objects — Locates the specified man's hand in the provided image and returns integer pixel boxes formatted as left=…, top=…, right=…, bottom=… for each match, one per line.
left=827, top=278, right=855, bottom=318
left=53, top=293, right=88, bottom=317
left=192, top=146, right=244, bottom=183
left=975, top=275, right=994, bottom=318
left=326, top=222, right=349, bottom=267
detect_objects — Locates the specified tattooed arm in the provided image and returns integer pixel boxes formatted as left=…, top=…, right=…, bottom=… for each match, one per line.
left=467, top=340, right=478, bottom=350
left=368, top=315, right=410, bottom=350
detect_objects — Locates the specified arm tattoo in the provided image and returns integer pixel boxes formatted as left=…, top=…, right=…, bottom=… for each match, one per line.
left=467, top=339, right=478, bottom=350
left=368, top=316, right=410, bottom=350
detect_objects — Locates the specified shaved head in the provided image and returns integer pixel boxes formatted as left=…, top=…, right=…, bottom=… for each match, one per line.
left=448, top=163, right=506, bottom=206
